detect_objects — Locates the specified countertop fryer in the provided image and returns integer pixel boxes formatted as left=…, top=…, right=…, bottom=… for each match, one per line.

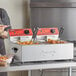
left=8, top=28, right=74, bottom=62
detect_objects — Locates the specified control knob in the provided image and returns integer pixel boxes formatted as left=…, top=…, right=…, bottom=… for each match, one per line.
left=50, top=29, right=55, bottom=33
left=24, top=30, right=29, bottom=34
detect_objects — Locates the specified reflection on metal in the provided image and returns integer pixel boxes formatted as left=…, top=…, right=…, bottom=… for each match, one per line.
left=30, top=2, right=76, bottom=8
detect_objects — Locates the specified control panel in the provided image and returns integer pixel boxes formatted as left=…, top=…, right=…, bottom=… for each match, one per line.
left=8, top=28, right=59, bottom=42
left=9, top=29, right=33, bottom=36
left=9, top=29, right=33, bottom=43
left=36, top=28, right=59, bottom=41
left=37, top=28, right=59, bottom=35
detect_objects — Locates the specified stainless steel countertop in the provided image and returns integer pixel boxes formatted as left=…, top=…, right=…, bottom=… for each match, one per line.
left=0, top=61, right=76, bottom=72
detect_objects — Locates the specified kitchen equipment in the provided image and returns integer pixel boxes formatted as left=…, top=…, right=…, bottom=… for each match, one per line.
left=8, top=28, right=74, bottom=62
left=9, top=42, right=73, bottom=62
left=36, top=28, right=59, bottom=42
left=9, top=28, right=33, bottom=43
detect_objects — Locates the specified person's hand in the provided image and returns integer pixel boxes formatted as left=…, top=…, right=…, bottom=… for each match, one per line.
left=1, top=31, right=8, bottom=38
left=0, top=25, right=5, bottom=33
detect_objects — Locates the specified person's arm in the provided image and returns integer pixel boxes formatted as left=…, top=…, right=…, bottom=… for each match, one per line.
left=0, top=26, right=8, bottom=38
left=0, top=31, right=8, bottom=38
left=0, top=26, right=4, bottom=34
left=0, top=8, right=11, bottom=38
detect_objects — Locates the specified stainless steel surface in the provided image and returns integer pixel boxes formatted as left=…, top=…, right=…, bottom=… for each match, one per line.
left=9, top=43, right=22, bottom=62
left=9, top=42, right=74, bottom=62
left=30, top=5, right=76, bottom=41
left=32, top=26, right=39, bottom=42
left=68, top=67, right=72, bottom=76
left=30, top=2, right=76, bottom=8
left=31, top=0, right=76, bottom=2
left=0, top=61, right=76, bottom=72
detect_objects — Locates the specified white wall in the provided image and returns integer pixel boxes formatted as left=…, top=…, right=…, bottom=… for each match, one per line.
left=0, top=0, right=25, bottom=29
left=0, top=0, right=29, bottom=76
